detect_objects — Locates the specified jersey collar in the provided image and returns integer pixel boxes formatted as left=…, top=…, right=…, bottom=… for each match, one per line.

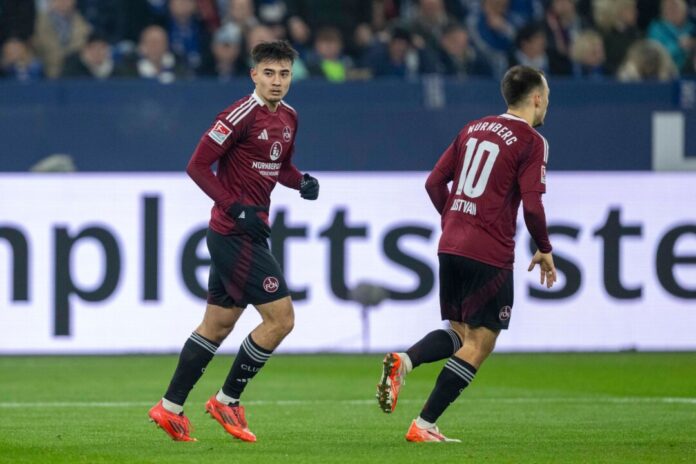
left=500, top=113, right=527, bottom=123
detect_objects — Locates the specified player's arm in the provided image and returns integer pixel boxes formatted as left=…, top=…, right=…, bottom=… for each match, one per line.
left=278, top=125, right=319, bottom=200
left=519, top=135, right=556, bottom=288
left=425, top=141, right=457, bottom=214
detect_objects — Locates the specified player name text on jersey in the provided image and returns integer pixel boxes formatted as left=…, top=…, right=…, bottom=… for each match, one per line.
left=467, top=121, right=518, bottom=146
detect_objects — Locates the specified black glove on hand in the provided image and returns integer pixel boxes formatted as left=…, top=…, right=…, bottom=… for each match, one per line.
left=300, top=173, right=319, bottom=200
left=227, top=203, right=270, bottom=241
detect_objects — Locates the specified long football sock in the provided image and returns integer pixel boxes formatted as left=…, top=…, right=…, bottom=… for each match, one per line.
left=163, top=332, right=219, bottom=408
left=221, top=334, right=272, bottom=401
left=419, top=356, right=477, bottom=423
left=406, top=329, right=462, bottom=368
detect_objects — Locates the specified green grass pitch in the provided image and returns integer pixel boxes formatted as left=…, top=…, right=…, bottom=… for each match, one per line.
left=1, top=353, right=695, bottom=463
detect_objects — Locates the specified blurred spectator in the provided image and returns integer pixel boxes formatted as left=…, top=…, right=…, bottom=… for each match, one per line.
left=198, top=22, right=246, bottom=80
left=166, top=0, right=211, bottom=74
left=306, top=26, right=354, bottom=82
left=436, top=22, right=493, bottom=77
left=509, top=22, right=548, bottom=71
left=543, top=0, right=587, bottom=72
left=32, top=0, right=92, bottom=78
left=592, top=0, right=641, bottom=76
left=257, top=0, right=288, bottom=26
left=1, top=37, right=43, bottom=81
left=77, top=0, right=126, bottom=44
left=407, top=0, right=457, bottom=53
left=508, top=0, right=545, bottom=28
left=0, top=0, right=36, bottom=44
left=120, top=24, right=190, bottom=83
left=570, top=29, right=606, bottom=78
left=647, top=0, right=695, bottom=71
left=222, top=0, right=259, bottom=34
left=467, top=0, right=517, bottom=77
left=286, top=0, right=372, bottom=58
left=364, top=26, right=438, bottom=78
left=617, top=39, right=678, bottom=81
left=195, top=0, right=222, bottom=33
left=62, top=31, right=120, bottom=79
left=244, top=23, right=309, bottom=79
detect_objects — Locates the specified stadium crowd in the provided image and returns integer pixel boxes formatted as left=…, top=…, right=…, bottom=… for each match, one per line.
left=1, top=0, right=695, bottom=83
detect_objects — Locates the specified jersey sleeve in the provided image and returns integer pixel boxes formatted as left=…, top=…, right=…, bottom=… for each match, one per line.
left=186, top=105, right=255, bottom=209
left=425, top=137, right=458, bottom=214
left=518, top=133, right=548, bottom=194
left=278, top=117, right=303, bottom=189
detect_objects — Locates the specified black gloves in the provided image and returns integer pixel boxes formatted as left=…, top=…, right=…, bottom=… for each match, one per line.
left=227, top=203, right=270, bottom=241
left=300, top=173, right=319, bottom=200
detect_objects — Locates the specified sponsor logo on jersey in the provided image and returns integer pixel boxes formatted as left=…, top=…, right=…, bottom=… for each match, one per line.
left=208, top=121, right=232, bottom=145
left=263, top=276, right=279, bottom=293
left=270, top=141, right=282, bottom=161
left=283, top=126, right=292, bottom=142
left=258, top=129, right=269, bottom=140
left=499, top=306, right=511, bottom=321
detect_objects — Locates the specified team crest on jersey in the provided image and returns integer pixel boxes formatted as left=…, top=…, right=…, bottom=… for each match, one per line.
left=540, top=166, right=546, bottom=184
left=499, top=306, right=511, bottom=321
left=263, top=276, right=280, bottom=293
left=283, top=126, right=292, bottom=142
left=270, top=141, right=282, bottom=160
left=208, top=121, right=232, bottom=145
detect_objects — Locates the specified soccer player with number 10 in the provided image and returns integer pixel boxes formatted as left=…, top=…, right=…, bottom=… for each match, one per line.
left=377, top=65, right=557, bottom=442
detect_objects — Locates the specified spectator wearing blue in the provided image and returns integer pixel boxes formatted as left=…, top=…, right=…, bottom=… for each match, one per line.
left=166, top=0, right=211, bottom=74
left=436, top=22, right=493, bottom=78
left=365, top=26, right=438, bottom=79
left=508, top=0, right=545, bottom=28
left=467, top=0, right=517, bottom=77
left=198, top=22, right=246, bottom=80
left=648, top=0, right=695, bottom=71
left=569, top=29, right=606, bottom=79
left=0, top=37, right=43, bottom=81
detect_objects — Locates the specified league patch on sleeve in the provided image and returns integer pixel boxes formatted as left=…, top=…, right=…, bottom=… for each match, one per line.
left=208, top=121, right=232, bottom=145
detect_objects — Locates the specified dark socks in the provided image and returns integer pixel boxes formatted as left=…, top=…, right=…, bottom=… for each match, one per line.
left=420, top=356, right=477, bottom=423
left=406, top=329, right=463, bottom=368
left=221, top=334, right=273, bottom=401
left=164, top=332, right=219, bottom=406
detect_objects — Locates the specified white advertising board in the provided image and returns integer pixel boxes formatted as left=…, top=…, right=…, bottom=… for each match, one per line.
left=1, top=173, right=695, bottom=353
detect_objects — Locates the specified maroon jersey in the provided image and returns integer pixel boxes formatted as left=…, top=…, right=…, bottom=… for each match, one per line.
left=426, top=113, right=550, bottom=269
left=187, top=91, right=303, bottom=235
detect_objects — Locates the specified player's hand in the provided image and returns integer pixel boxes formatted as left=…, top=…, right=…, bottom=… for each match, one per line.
left=227, top=203, right=271, bottom=241
left=527, top=250, right=557, bottom=289
left=300, top=173, right=319, bottom=200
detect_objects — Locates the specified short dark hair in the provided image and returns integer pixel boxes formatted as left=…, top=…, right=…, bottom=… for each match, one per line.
left=251, top=40, right=298, bottom=66
left=501, top=65, right=545, bottom=107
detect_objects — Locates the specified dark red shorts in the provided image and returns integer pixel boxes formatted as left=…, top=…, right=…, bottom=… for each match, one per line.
left=206, top=229, right=289, bottom=309
left=439, top=253, right=514, bottom=331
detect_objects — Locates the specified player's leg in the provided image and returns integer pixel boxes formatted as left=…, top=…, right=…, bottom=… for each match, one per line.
left=406, top=323, right=497, bottom=443
left=206, top=238, right=292, bottom=442
left=377, top=254, right=464, bottom=413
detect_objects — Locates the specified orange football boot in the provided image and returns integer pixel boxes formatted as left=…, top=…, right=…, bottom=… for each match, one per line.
left=148, top=400, right=196, bottom=442
left=405, top=420, right=461, bottom=443
left=205, top=395, right=257, bottom=442
left=376, top=352, right=405, bottom=413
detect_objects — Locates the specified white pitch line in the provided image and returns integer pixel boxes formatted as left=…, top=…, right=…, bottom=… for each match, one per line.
left=0, top=397, right=694, bottom=408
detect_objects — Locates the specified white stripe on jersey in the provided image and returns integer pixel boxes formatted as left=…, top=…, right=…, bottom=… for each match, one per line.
left=541, top=135, right=549, bottom=163
left=280, top=100, right=296, bottom=114
left=225, top=98, right=257, bottom=125
left=230, top=100, right=258, bottom=125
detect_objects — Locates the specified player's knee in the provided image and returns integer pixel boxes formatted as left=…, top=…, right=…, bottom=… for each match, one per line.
left=276, top=313, right=294, bottom=336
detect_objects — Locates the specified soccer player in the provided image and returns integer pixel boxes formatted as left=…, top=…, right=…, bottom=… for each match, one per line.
left=148, top=40, right=319, bottom=443
left=376, top=65, right=557, bottom=442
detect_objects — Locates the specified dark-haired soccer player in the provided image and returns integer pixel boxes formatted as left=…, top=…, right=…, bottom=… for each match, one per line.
left=376, top=65, right=557, bottom=442
left=148, top=40, right=319, bottom=443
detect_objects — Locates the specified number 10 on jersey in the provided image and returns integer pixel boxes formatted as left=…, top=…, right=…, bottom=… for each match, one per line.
left=455, top=137, right=500, bottom=199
